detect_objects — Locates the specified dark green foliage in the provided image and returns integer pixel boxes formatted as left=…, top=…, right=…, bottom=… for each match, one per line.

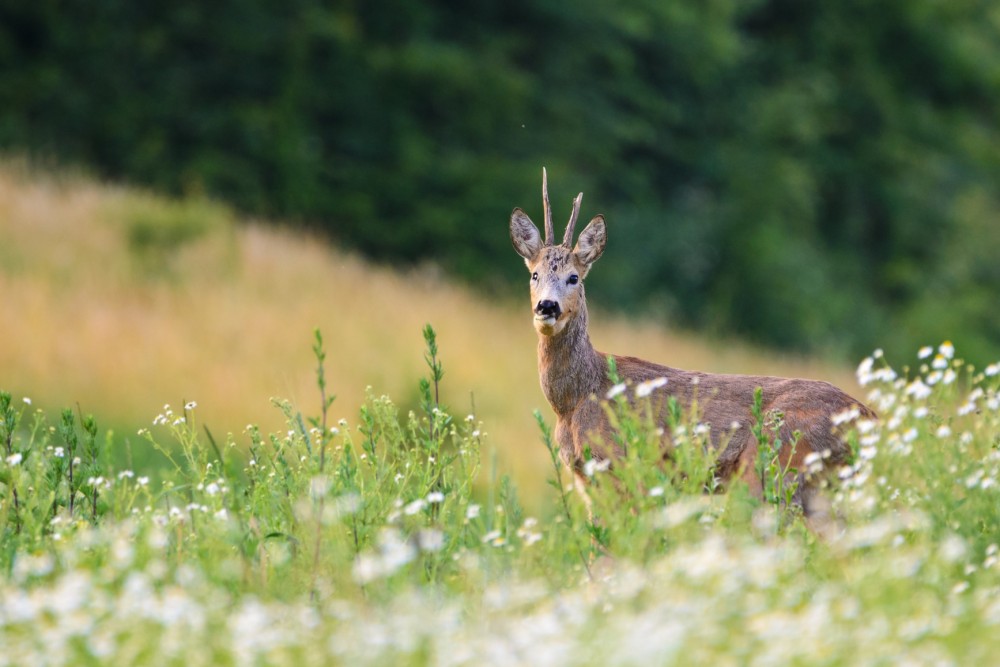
left=1, top=0, right=998, bottom=360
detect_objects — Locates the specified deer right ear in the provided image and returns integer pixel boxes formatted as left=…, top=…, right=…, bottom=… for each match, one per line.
left=510, top=208, right=542, bottom=263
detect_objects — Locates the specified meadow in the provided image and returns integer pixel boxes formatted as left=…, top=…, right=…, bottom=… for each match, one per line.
left=0, top=160, right=852, bottom=502
left=3, top=163, right=1000, bottom=665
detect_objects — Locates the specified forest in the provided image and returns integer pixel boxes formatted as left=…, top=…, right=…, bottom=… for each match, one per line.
left=2, top=0, right=998, bottom=361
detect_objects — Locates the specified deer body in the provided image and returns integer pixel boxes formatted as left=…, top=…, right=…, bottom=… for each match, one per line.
left=511, top=170, right=873, bottom=513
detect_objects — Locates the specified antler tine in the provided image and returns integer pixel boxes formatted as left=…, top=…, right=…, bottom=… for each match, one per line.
left=562, top=192, right=583, bottom=247
left=542, top=167, right=554, bottom=246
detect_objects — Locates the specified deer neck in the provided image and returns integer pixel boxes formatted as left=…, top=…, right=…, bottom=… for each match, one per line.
left=537, top=303, right=605, bottom=417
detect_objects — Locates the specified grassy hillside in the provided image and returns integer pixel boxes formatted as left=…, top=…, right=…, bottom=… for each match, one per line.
left=0, top=159, right=857, bottom=502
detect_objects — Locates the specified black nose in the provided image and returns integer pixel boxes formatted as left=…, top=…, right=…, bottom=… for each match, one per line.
left=535, top=300, right=561, bottom=318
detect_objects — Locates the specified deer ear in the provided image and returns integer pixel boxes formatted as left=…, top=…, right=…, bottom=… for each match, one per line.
left=573, top=215, right=606, bottom=268
left=510, top=208, right=542, bottom=263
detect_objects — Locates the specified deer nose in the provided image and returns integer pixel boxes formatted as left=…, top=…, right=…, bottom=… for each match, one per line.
left=535, top=300, right=561, bottom=319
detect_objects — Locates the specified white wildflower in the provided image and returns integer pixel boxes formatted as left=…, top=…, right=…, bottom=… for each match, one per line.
left=185, top=401, right=197, bottom=410
left=936, top=425, right=952, bottom=439
left=857, top=419, right=877, bottom=435
left=832, top=406, right=861, bottom=426
left=649, top=486, right=664, bottom=497
left=404, top=499, right=426, bottom=516
left=426, top=491, right=445, bottom=503
left=22, top=397, right=32, bottom=405
left=985, top=363, right=999, bottom=377
left=804, top=452, right=824, bottom=474
left=481, top=529, right=503, bottom=544
left=6, top=453, right=22, bottom=466
left=905, top=379, right=932, bottom=400
left=939, top=341, right=955, bottom=359
left=606, top=383, right=627, bottom=400
left=353, top=529, right=417, bottom=583
left=517, top=518, right=543, bottom=546
left=583, top=458, right=611, bottom=477
left=965, top=470, right=984, bottom=488
left=902, top=428, right=919, bottom=443
left=416, top=529, right=444, bottom=552
left=520, top=531, right=542, bottom=546
left=635, top=376, right=668, bottom=398
left=917, top=346, right=933, bottom=359
left=466, top=504, right=481, bottom=520
left=310, top=476, right=331, bottom=498
left=940, top=534, right=967, bottom=563
left=857, top=357, right=875, bottom=385
left=873, top=367, right=898, bottom=383
left=654, top=498, right=708, bottom=529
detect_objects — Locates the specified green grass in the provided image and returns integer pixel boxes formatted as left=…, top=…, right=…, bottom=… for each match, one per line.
left=2, top=332, right=1000, bottom=665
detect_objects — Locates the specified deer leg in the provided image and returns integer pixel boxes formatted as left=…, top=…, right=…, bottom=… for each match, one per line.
left=572, top=469, right=594, bottom=523
left=736, top=443, right=764, bottom=500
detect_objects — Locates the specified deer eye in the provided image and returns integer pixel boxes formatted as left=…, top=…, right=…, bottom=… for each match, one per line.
left=531, top=272, right=538, bottom=281
left=567, top=274, right=579, bottom=285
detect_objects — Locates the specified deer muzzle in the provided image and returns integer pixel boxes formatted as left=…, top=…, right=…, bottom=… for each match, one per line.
left=535, top=299, right=561, bottom=320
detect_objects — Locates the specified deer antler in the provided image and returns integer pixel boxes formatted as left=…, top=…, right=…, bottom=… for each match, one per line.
left=563, top=192, right=583, bottom=247
left=542, top=167, right=554, bottom=246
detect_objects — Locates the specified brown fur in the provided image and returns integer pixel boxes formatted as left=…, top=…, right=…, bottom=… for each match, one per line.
left=511, top=172, right=875, bottom=517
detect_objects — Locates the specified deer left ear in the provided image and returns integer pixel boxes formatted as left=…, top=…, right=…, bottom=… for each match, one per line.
left=573, top=215, right=606, bottom=270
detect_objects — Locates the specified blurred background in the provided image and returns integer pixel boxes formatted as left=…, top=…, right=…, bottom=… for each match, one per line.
left=1, top=1, right=998, bottom=501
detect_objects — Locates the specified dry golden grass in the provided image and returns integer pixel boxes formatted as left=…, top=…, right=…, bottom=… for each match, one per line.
left=0, top=160, right=859, bottom=502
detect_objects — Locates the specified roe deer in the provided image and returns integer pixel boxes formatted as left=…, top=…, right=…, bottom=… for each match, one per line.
left=509, top=169, right=874, bottom=517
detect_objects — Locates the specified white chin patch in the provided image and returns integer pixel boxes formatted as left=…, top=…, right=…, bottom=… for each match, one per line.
left=533, top=316, right=559, bottom=334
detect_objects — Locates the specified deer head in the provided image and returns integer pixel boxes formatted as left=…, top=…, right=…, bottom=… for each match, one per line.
left=510, top=169, right=607, bottom=336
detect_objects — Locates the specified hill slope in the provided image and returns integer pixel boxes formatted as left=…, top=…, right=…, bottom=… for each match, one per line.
left=0, top=161, right=859, bottom=500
